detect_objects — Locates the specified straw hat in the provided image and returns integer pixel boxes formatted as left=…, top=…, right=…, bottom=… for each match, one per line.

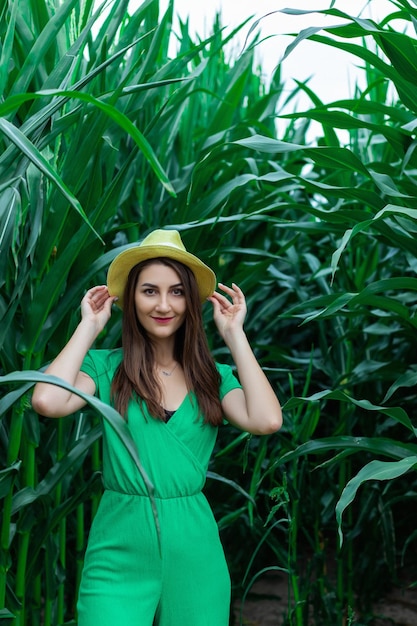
left=107, top=229, right=216, bottom=308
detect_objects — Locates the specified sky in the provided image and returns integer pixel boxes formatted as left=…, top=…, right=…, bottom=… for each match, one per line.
left=93, top=0, right=397, bottom=139
left=156, top=0, right=395, bottom=102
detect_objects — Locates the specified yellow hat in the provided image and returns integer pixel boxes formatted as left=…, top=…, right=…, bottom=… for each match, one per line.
left=107, top=229, right=216, bottom=308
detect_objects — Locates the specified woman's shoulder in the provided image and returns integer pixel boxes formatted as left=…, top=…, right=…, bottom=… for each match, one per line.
left=214, top=361, right=235, bottom=376
left=213, top=360, right=242, bottom=398
left=214, top=361, right=241, bottom=384
left=87, top=347, right=122, bottom=358
left=84, top=347, right=123, bottom=371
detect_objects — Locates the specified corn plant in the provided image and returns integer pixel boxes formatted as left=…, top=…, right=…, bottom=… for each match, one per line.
left=218, top=2, right=417, bottom=624
left=2, top=0, right=417, bottom=625
left=0, top=0, right=287, bottom=623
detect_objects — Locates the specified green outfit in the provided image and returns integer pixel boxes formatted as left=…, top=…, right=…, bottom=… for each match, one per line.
left=77, top=349, right=241, bottom=626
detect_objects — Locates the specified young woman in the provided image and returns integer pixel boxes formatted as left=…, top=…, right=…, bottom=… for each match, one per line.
left=31, top=228, right=282, bottom=626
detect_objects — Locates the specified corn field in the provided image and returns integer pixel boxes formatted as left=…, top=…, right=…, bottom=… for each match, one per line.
left=1, top=0, right=417, bottom=624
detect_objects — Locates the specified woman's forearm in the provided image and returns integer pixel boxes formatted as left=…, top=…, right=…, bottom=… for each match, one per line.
left=225, top=329, right=282, bottom=433
left=31, top=319, right=99, bottom=417
left=32, top=286, right=114, bottom=418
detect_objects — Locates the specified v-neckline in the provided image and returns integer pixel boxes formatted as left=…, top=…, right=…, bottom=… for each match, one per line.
left=162, top=392, right=191, bottom=424
left=164, top=408, right=176, bottom=422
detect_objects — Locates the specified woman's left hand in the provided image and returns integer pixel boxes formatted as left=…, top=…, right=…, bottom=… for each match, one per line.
left=210, top=282, right=282, bottom=435
left=208, top=282, right=247, bottom=341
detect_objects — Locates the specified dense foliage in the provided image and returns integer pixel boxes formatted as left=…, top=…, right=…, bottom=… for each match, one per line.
left=1, top=0, right=417, bottom=624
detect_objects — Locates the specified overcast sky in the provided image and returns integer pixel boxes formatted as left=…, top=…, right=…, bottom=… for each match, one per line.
left=94, top=0, right=397, bottom=139
left=94, top=1, right=396, bottom=100
left=158, top=0, right=395, bottom=102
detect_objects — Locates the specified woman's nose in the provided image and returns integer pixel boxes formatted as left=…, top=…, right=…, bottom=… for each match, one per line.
left=155, top=294, right=171, bottom=311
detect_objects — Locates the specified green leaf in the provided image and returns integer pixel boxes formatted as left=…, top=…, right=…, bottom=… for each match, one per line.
left=0, top=118, right=103, bottom=243
left=11, top=427, right=101, bottom=514
left=284, top=390, right=417, bottom=436
left=206, top=471, right=255, bottom=504
left=0, top=88, right=176, bottom=197
left=336, top=457, right=417, bottom=546
left=0, top=462, right=21, bottom=500
left=0, top=370, right=161, bottom=549
left=10, top=0, right=81, bottom=96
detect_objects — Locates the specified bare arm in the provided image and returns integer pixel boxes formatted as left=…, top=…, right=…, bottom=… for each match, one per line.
left=31, top=285, right=116, bottom=418
left=208, top=283, right=282, bottom=436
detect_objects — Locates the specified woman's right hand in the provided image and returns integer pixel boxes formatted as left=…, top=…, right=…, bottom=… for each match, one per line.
left=32, top=285, right=116, bottom=418
left=81, top=285, right=117, bottom=332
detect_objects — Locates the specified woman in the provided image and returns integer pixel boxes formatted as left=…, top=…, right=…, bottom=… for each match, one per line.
left=32, top=228, right=282, bottom=626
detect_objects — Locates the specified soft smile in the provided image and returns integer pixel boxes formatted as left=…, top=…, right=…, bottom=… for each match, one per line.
left=151, top=316, right=175, bottom=324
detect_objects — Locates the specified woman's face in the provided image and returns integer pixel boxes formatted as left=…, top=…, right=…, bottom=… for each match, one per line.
left=134, top=262, right=187, bottom=340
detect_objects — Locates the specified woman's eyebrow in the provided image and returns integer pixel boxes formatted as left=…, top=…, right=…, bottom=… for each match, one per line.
left=140, top=282, right=183, bottom=288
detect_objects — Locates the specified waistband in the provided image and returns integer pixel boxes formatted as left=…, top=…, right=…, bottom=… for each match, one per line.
left=103, top=487, right=203, bottom=500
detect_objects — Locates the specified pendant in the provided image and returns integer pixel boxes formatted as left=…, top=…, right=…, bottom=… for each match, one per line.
left=159, top=362, right=178, bottom=377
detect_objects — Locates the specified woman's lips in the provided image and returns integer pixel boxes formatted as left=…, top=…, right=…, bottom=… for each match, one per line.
left=151, top=316, right=175, bottom=324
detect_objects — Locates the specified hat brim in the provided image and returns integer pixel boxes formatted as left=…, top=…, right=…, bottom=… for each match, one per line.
left=107, top=244, right=216, bottom=308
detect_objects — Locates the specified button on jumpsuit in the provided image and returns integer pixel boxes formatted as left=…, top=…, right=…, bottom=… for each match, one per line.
left=77, top=349, right=241, bottom=626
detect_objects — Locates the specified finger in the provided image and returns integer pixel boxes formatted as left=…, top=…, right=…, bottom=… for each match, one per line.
left=218, top=282, right=244, bottom=301
left=231, top=282, right=244, bottom=296
left=87, top=288, right=113, bottom=312
left=86, top=285, right=108, bottom=296
left=90, top=292, right=109, bottom=308
left=84, top=286, right=106, bottom=302
left=211, top=291, right=233, bottom=309
left=217, top=282, right=234, bottom=295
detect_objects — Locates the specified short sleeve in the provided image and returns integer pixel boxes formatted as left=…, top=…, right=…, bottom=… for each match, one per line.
left=216, top=362, right=242, bottom=400
left=79, top=349, right=122, bottom=401
left=80, top=351, right=99, bottom=385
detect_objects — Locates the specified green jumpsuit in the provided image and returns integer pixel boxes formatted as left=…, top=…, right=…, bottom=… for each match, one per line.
left=77, top=349, right=241, bottom=626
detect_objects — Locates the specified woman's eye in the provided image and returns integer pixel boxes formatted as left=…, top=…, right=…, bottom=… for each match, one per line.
left=172, top=289, right=184, bottom=296
left=144, top=288, right=155, bottom=295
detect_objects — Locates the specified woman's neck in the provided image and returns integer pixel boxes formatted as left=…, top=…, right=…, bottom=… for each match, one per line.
left=152, top=338, right=176, bottom=368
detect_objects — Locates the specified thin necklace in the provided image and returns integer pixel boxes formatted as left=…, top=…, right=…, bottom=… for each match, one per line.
left=159, top=362, right=179, bottom=377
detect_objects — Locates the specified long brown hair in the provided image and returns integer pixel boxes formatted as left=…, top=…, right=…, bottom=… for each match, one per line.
left=111, top=257, right=223, bottom=425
